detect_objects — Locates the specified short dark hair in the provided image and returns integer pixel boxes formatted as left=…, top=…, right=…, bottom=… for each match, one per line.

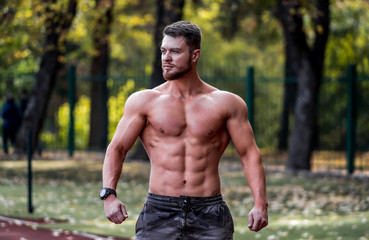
left=163, top=21, right=201, bottom=51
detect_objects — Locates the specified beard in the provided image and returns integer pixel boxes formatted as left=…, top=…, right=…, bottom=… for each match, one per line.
left=162, top=58, right=192, bottom=81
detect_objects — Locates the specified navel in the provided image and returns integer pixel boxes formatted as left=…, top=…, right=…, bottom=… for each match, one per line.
left=183, top=180, right=187, bottom=184
left=159, top=128, right=164, bottom=134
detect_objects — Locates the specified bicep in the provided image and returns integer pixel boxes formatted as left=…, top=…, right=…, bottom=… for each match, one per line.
left=226, top=97, right=258, bottom=158
left=108, top=95, right=147, bottom=153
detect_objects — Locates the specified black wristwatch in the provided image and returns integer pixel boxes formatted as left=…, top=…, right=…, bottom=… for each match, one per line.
left=99, top=188, right=117, bottom=200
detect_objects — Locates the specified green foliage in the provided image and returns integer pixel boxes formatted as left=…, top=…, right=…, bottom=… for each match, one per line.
left=325, top=0, right=369, bottom=76
left=184, top=0, right=284, bottom=77
left=2, top=0, right=369, bottom=83
left=74, top=95, right=91, bottom=147
left=2, top=0, right=369, bottom=152
left=357, top=80, right=369, bottom=151
left=65, top=0, right=156, bottom=75
left=0, top=1, right=42, bottom=98
left=254, top=80, right=284, bottom=149
left=41, top=80, right=136, bottom=149
left=53, top=95, right=91, bottom=149
left=57, top=102, right=69, bottom=147
left=317, top=81, right=347, bottom=150
left=0, top=1, right=42, bottom=70
left=108, top=79, right=136, bottom=140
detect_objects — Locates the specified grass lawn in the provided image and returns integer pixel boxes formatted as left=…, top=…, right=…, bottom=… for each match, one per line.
left=0, top=153, right=368, bottom=240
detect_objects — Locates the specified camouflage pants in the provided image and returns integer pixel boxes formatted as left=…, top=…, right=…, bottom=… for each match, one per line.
left=135, top=193, right=234, bottom=240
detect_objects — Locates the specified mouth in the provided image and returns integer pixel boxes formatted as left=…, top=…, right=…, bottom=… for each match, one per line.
left=162, top=64, right=174, bottom=69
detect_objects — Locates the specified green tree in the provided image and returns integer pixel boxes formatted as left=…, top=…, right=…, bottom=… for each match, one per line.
left=0, top=1, right=43, bottom=97
left=150, top=0, right=185, bottom=88
left=276, top=0, right=330, bottom=171
left=325, top=0, right=369, bottom=75
left=88, top=0, right=114, bottom=150
left=15, top=0, right=77, bottom=154
left=3, top=0, right=368, bottom=158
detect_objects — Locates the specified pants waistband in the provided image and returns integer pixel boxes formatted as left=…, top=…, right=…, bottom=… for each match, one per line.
left=146, top=193, right=224, bottom=208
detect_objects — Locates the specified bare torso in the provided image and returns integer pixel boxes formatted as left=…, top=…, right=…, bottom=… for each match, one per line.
left=103, top=28, right=267, bottom=231
left=139, top=82, right=232, bottom=197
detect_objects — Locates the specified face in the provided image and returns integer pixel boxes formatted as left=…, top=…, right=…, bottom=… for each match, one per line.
left=161, top=35, right=195, bottom=81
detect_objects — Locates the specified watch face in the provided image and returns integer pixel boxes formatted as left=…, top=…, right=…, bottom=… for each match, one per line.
left=99, top=188, right=106, bottom=198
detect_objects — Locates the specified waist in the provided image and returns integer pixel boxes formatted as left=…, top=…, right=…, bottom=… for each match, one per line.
left=146, top=193, right=224, bottom=207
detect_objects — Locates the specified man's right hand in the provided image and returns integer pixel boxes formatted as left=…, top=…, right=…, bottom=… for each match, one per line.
left=103, top=196, right=128, bottom=224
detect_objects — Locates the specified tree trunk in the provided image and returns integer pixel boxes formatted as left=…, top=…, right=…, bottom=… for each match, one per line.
left=15, top=0, right=77, bottom=155
left=276, top=0, right=330, bottom=171
left=288, top=56, right=317, bottom=170
left=88, top=0, right=114, bottom=150
left=278, top=35, right=298, bottom=150
left=130, top=0, right=185, bottom=160
left=150, top=0, right=185, bottom=88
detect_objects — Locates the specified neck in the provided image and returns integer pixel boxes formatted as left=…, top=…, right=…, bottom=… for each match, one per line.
left=167, top=70, right=204, bottom=98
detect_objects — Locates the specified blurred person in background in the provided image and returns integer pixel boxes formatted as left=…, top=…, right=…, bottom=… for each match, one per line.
left=1, top=93, right=21, bottom=154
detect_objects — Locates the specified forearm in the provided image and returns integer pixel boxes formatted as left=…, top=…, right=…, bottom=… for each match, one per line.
left=242, top=151, right=268, bottom=209
left=102, top=144, right=126, bottom=190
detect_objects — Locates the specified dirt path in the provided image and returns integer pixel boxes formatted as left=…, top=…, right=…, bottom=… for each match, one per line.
left=0, top=216, right=130, bottom=240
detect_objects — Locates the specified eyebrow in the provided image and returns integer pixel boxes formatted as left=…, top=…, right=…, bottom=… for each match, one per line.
left=160, top=47, right=183, bottom=51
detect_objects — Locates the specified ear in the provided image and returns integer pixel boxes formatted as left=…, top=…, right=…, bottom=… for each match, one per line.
left=192, top=49, right=201, bottom=63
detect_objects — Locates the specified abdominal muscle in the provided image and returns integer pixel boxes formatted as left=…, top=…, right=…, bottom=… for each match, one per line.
left=144, top=137, right=226, bottom=197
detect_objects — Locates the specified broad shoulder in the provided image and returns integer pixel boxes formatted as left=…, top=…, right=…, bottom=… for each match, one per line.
left=210, top=90, right=247, bottom=107
left=124, top=89, right=161, bottom=111
left=127, top=89, right=160, bottom=101
left=207, top=90, right=248, bottom=119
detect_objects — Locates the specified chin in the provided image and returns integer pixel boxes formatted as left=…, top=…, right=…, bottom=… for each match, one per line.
left=163, top=73, right=178, bottom=81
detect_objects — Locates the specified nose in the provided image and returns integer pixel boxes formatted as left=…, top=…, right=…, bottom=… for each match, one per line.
left=162, top=51, right=171, bottom=62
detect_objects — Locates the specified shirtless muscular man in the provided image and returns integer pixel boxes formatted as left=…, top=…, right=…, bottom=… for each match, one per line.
left=101, top=21, right=268, bottom=240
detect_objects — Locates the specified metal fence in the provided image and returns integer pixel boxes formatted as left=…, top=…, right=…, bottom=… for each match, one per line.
left=1, top=65, right=368, bottom=174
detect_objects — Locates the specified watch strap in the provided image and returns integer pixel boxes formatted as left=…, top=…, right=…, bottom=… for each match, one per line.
left=100, top=187, right=117, bottom=200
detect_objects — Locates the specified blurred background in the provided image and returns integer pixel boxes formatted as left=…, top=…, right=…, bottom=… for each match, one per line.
left=1, top=1, right=369, bottom=239
left=0, top=0, right=368, bottom=173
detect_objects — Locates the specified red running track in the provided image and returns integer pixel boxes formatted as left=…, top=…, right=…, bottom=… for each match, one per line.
left=0, top=216, right=130, bottom=240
